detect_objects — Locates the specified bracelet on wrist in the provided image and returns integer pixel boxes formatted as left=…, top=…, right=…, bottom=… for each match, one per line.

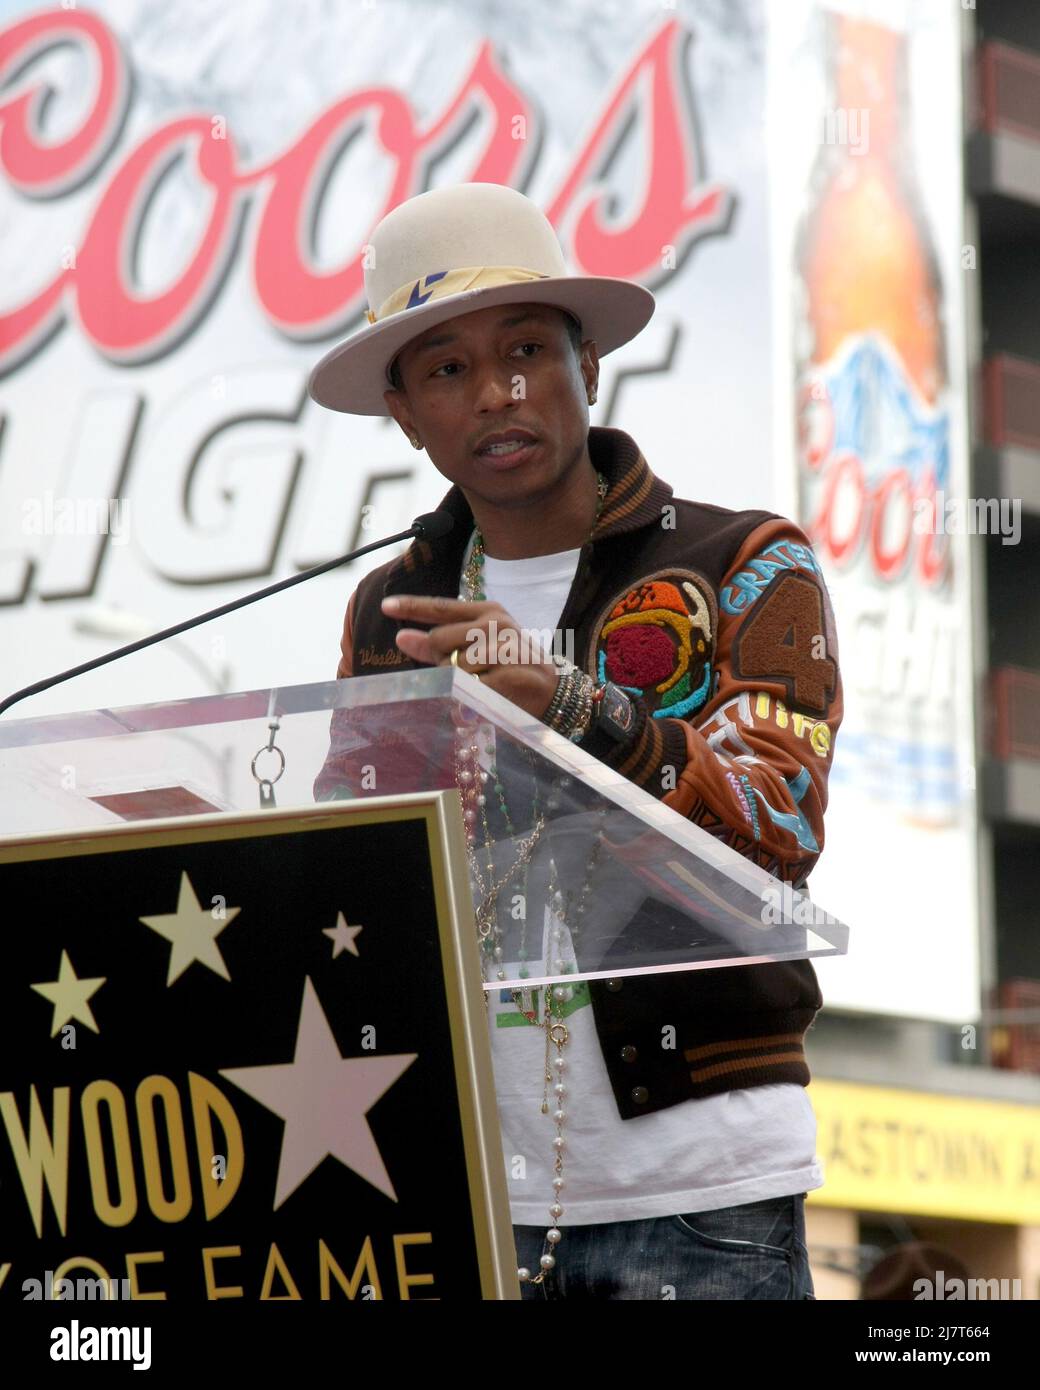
left=543, top=669, right=595, bottom=739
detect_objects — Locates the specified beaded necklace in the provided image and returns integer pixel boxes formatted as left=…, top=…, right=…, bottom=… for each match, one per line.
left=453, top=470, right=609, bottom=1289
left=460, top=470, right=609, bottom=602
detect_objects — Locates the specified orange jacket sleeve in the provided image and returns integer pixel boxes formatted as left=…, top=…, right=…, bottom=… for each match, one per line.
left=659, top=517, right=843, bottom=886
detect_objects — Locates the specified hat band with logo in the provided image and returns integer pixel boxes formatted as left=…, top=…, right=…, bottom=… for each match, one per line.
left=365, top=265, right=551, bottom=324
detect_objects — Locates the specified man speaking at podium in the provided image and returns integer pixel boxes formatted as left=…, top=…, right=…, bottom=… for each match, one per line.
left=308, top=182, right=844, bottom=1301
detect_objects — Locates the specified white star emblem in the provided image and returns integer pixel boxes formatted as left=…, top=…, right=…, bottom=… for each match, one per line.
left=220, top=978, right=417, bottom=1208
left=138, top=870, right=240, bottom=985
left=323, top=911, right=363, bottom=958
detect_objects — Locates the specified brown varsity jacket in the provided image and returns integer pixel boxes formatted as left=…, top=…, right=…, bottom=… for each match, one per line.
left=314, top=426, right=844, bottom=1120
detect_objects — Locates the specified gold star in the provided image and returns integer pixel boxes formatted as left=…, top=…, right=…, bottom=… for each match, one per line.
left=31, top=950, right=106, bottom=1037
left=323, top=911, right=363, bottom=959
left=139, top=870, right=241, bottom=986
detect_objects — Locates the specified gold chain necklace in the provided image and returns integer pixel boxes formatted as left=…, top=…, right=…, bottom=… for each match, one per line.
left=461, top=470, right=609, bottom=602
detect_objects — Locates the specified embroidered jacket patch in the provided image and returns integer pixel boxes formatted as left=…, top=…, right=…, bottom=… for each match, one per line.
left=587, top=569, right=718, bottom=720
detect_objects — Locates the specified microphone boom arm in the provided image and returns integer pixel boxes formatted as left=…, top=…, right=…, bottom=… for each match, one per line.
left=0, top=514, right=447, bottom=718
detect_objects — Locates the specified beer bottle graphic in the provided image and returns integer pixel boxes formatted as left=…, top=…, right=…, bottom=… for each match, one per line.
left=794, top=10, right=950, bottom=592
left=793, top=9, right=955, bottom=826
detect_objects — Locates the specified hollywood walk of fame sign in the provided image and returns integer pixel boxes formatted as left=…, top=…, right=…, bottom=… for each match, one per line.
left=0, top=793, right=517, bottom=1300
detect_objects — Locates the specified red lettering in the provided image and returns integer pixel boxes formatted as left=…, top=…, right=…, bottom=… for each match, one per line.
left=77, top=118, right=240, bottom=358
left=869, top=467, right=912, bottom=581
left=811, top=450, right=864, bottom=570
left=915, top=467, right=950, bottom=588
left=548, top=21, right=731, bottom=278
left=808, top=452, right=951, bottom=589
left=0, top=10, right=127, bottom=373
left=0, top=268, right=67, bottom=376
left=0, top=14, right=719, bottom=370
left=0, top=9, right=125, bottom=194
left=251, top=90, right=414, bottom=335
left=252, top=44, right=531, bottom=334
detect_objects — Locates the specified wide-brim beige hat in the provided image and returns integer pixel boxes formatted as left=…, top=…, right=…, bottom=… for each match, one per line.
left=307, top=182, right=655, bottom=416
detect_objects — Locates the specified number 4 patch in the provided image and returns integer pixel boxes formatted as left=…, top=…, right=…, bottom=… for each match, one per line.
left=731, top=571, right=837, bottom=714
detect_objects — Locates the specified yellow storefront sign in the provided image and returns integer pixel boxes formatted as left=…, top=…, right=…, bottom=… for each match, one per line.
left=806, top=1079, right=1040, bottom=1224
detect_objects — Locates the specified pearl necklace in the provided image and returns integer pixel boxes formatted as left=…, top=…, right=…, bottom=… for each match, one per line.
left=454, top=468, right=610, bottom=1290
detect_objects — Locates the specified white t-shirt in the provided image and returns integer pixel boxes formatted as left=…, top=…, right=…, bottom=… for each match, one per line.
left=467, top=537, right=825, bottom=1225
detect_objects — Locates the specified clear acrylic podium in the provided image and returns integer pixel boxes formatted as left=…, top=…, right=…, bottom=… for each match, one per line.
left=0, top=667, right=848, bottom=989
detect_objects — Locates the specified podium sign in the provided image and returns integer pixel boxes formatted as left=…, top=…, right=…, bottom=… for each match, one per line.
left=0, top=669, right=849, bottom=989
left=0, top=794, right=518, bottom=1301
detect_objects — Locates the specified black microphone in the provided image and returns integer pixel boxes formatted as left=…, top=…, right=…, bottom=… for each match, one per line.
left=0, top=511, right=454, bottom=717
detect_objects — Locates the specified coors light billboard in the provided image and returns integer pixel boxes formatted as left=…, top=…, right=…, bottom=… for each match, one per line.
left=0, top=0, right=762, bottom=713
left=0, top=0, right=975, bottom=1019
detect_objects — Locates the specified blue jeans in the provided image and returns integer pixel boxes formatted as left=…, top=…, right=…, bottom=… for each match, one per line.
left=513, top=1192, right=815, bottom=1300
